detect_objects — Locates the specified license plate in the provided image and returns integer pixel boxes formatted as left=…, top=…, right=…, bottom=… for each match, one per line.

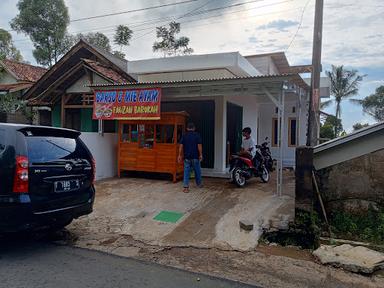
left=54, top=180, right=80, bottom=193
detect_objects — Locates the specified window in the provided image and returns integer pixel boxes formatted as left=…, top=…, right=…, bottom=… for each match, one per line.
left=139, top=124, right=154, bottom=149
left=156, top=125, right=175, bottom=144
left=25, top=137, right=88, bottom=164
left=121, top=124, right=129, bottom=142
left=131, top=125, right=138, bottom=142
left=292, top=106, right=296, bottom=113
left=121, top=124, right=138, bottom=143
left=272, top=118, right=278, bottom=147
left=275, top=107, right=279, bottom=114
left=288, top=118, right=297, bottom=147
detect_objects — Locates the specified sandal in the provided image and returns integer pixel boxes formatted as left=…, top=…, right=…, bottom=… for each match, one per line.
left=183, top=187, right=189, bottom=193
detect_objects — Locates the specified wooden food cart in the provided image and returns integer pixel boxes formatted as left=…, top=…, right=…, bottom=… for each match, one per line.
left=118, top=112, right=188, bottom=182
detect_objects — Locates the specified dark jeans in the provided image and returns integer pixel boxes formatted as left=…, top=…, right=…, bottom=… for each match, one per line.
left=183, top=159, right=202, bottom=188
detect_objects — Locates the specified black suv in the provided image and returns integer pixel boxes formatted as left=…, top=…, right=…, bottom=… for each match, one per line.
left=0, top=124, right=95, bottom=233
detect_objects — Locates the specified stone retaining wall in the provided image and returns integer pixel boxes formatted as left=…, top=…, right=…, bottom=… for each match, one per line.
left=316, top=149, right=384, bottom=214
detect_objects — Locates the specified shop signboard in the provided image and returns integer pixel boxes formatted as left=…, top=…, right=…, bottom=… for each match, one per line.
left=93, top=88, right=161, bottom=120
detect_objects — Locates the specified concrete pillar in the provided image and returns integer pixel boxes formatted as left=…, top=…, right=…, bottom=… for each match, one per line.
left=214, top=97, right=227, bottom=172
left=295, top=146, right=314, bottom=209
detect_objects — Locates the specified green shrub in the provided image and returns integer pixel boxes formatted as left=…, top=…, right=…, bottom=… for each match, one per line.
left=329, top=205, right=384, bottom=244
left=262, top=209, right=321, bottom=249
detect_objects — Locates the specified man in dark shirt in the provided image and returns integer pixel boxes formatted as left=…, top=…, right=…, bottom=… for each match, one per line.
left=178, top=122, right=203, bottom=193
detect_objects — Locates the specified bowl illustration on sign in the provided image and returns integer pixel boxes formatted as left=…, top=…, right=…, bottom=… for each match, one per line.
left=95, top=104, right=113, bottom=118
left=103, top=107, right=113, bottom=118
left=95, top=104, right=105, bottom=118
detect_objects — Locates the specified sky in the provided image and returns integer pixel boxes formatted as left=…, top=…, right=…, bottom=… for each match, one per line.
left=1, top=0, right=383, bottom=131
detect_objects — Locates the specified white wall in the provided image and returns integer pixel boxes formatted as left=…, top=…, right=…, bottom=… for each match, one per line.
left=80, top=132, right=118, bottom=180
left=245, top=56, right=280, bottom=75
left=138, top=69, right=235, bottom=82
left=66, top=72, right=111, bottom=94
left=66, top=74, right=91, bottom=93
left=128, top=52, right=261, bottom=78
left=225, top=95, right=259, bottom=143
left=258, top=100, right=301, bottom=167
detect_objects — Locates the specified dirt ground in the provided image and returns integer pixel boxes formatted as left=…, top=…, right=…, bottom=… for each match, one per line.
left=68, top=174, right=295, bottom=251
left=61, top=175, right=384, bottom=287
left=56, top=230, right=384, bottom=288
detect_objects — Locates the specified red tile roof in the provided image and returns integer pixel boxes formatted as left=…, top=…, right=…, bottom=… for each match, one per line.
left=82, top=59, right=130, bottom=83
left=1, top=59, right=47, bottom=82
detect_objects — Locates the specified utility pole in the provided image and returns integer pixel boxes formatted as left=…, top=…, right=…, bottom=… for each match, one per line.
left=307, top=0, right=324, bottom=146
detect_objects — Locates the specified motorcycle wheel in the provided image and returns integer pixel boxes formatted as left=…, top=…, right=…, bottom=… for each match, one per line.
left=233, top=167, right=246, bottom=187
left=260, top=166, right=270, bottom=183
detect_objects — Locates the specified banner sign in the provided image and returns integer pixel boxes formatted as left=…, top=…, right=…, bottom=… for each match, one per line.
left=93, top=88, right=161, bottom=120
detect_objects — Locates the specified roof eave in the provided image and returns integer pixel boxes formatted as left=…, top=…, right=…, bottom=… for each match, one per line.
left=314, top=122, right=384, bottom=153
left=24, top=40, right=136, bottom=100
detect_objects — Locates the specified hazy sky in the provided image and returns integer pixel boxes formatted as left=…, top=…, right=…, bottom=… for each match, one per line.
left=1, top=0, right=383, bottom=131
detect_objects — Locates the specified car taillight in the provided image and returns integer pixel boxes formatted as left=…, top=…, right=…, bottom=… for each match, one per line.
left=13, top=156, right=29, bottom=193
left=91, top=158, right=96, bottom=184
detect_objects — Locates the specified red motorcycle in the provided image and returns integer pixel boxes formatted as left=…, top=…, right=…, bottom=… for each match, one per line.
left=229, top=145, right=270, bottom=187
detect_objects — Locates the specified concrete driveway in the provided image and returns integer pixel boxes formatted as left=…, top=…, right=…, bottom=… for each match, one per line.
left=69, top=171, right=294, bottom=252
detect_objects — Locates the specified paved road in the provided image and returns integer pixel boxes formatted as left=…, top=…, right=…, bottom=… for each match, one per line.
left=0, top=238, right=256, bottom=288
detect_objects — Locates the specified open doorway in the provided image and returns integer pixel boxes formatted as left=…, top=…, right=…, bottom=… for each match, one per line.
left=162, top=100, right=215, bottom=169
left=226, top=102, right=243, bottom=166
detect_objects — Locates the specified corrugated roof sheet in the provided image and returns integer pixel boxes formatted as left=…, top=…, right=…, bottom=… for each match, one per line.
left=314, top=121, right=384, bottom=153
left=88, top=73, right=304, bottom=87
left=1, top=59, right=47, bottom=82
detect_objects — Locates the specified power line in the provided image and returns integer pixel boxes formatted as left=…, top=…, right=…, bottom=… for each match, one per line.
left=285, top=0, right=312, bottom=52
left=12, top=0, right=268, bottom=42
left=13, top=0, right=300, bottom=45
left=73, top=0, right=265, bottom=34
left=129, top=0, right=215, bottom=43
left=79, top=0, right=291, bottom=41
left=130, top=0, right=296, bottom=41
left=70, top=0, right=199, bottom=22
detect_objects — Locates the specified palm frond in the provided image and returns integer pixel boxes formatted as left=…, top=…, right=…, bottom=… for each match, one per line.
left=320, top=99, right=333, bottom=109
left=350, top=98, right=363, bottom=105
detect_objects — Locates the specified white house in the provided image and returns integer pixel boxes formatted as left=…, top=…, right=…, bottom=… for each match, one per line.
left=119, top=51, right=329, bottom=172
left=24, top=40, right=330, bottom=183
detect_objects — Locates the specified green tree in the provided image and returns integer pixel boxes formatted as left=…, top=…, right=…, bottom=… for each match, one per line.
left=320, top=114, right=343, bottom=140
left=112, top=50, right=126, bottom=59
left=114, top=25, right=132, bottom=55
left=322, top=65, right=364, bottom=137
left=153, top=22, right=193, bottom=57
left=10, top=0, right=70, bottom=67
left=0, top=93, right=24, bottom=113
left=0, top=28, right=22, bottom=61
left=352, top=122, right=370, bottom=131
left=75, top=32, right=111, bottom=52
left=353, top=86, right=384, bottom=122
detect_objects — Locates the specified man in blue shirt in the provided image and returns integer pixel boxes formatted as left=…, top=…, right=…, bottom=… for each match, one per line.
left=178, top=122, right=203, bottom=193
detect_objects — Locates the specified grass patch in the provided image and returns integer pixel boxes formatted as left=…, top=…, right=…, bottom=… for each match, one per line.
left=329, top=206, right=384, bottom=244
